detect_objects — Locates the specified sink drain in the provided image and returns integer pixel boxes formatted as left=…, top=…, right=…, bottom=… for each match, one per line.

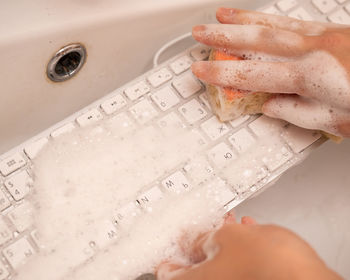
left=47, top=43, right=86, bottom=82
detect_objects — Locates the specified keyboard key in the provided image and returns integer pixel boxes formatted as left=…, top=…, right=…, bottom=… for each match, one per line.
left=190, top=45, right=211, bottom=61
left=229, top=115, right=250, bottom=128
left=190, top=129, right=208, bottom=148
left=0, top=261, right=9, bottom=280
left=328, top=9, right=350, bottom=24
left=232, top=167, right=268, bottom=193
left=92, top=220, right=118, bottom=248
left=108, top=113, right=135, bottom=133
left=3, top=237, right=35, bottom=269
left=137, top=187, right=164, bottom=208
left=76, top=108, right=103, bottom=127
left=208, top=143, right=237, bottom=168
left=282, top=124, right=321, bottom=153
left=288, top=7, right=314, bottom=20
left=50, top=122, right=75, bottom=138
left=262, top=6, right=283, bottom=15
left=172, top=73, right=202, bottom=99
left=263, top=146, right=293, bottom=171
left=200, top=116, right=230, bottom=141
left=0, top=218, right=12, bottom=246
left=101, top=93, right=127, bottom=114
left=337, top=0, right=346, bottom=3
left=31, top=230, right=42, bottom=248
left=206, top=178, right=237, bottom=206
left=114, top=202, right=140, bottom=225
left=178, top=99, right=207, bottom=124
left=0, top=190, right=10, bottom=212
left=276, top=0, right=298, bottom=12
left=170, top=56, right=193, bottom=75
left=158, top=112, right=184, bottom=129
left=183, top=156, right=214, bottom=185
left=162, top=171, right=191, bottom=194
left=312, top=0, right=337, bottom=14
left=24, top=137, right=48, bottom=159
left=8, top=201, right=34, bottom=232
left=0, top=154, right=26, bottom=177
left=151, top=86, right=180, bottom=111
left=228, top=128, right=256, bottom=154
left=124, top=81, right=151, bottom=101
left=248, top=115, right=286, bottom=137
left=4, top=170, right=31, bottom=201
left=199, top=93, right=211, bottom=109
left=129, top=99, right=159, bottom=124
left=147, top=68, right=172, bottom=88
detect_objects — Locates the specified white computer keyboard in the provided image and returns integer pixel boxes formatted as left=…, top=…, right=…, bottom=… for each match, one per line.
left=0, top=0, right=348, bottom=278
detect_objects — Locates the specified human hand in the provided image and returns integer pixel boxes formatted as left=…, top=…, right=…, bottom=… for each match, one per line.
left=191, top=8, right=350, bottom=137
left=157, top=215, right=342, bottom=280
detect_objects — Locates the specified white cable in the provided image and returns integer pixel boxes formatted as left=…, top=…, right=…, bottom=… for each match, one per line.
left=153, top=32, right=192, bottom=68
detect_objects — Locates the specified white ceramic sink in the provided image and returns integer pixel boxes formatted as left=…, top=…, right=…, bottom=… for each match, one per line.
left=1, top=0, right=349, bottom=278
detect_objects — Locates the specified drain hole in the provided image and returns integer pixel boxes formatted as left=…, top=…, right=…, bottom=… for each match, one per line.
left=54, top=51, right=81, bottom=77
left=47, top=43, right=86, bottom=82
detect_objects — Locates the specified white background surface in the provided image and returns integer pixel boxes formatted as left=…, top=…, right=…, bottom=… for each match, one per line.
left=236, top=139, right=350, bottom=279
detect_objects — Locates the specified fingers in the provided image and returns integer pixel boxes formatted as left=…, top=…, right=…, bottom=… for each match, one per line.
left=192, top=60, right=303, bottom=94
left=192, top=24, right=307, bottom=57
left=216, top=7, right=333, bottom=35
left=262, top=95, right=350, bottom=136
left=157, top=261, right=212, bottom=280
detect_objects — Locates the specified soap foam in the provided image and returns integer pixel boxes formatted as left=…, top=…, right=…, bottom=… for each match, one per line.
left=14, top=120, right=227, bottom=280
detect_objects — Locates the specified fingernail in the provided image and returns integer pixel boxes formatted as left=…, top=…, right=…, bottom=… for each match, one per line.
left=261, top=99, right=275, bottom=117
left=217, top=7, right=236, bottom=18
left=192, top=25, right=207, bottom=37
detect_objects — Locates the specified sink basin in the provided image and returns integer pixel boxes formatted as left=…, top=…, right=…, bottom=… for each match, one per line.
left=1, top=0, right=349, bottom=278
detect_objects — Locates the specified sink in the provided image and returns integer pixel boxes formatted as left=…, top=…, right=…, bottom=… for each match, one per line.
left=1, top=0, right=349, bottom=278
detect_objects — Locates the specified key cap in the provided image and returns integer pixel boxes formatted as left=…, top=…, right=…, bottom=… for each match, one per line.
left=312, top=0, right=337, bottom=14
left=199, top=93, right=211, bottom=109
left=158, top=112, right=184, bottom=129
left=200, top=116, right=230, bottom=141
left=76, top=108, right=103, bottom=127
left=108, top=113, right=135, bottom=133
left=190, top=129, right=208, bottom=148
left=276, top=0, right=298, bottom=12
left=129, top=99, right=159, bottom=124
left=0, top=218, right=12, bottom=246
left=0, top=261, right=9, bottom=280
left=336, top=0, right=346, bottom=3
left=229, top=115, right=250, bottom=128
left=178, top=99, right=207, bottom=124
left=248, top=115, right=286, bottom=137
left=137, top=186, right=164, bottom=209
left=8, top=201, right=34, bottom=232
left=30, top=230, right=43, bottom=248
left=288, top=7, right=314, bottom=20
left=228, top=128, right=256, bottom=154
left=0, top=153, right=26, bottom=177
left=183, top=156, right=214, bottom=185
left=151, top=86, right=180, bottom=111
left=190, top=45, right=211, bottom=61
left=0, top=190, right=10, bottom=212
left=262, top=6, right=283, bottom=15
left=263, top=146, right=293, bottom=171
left=101, top=93, right=127, bottom=114
left=114, top=202, right=141, bottom=225
left=170, top=56, right=193, bottom=75
left=206, top=178, right=237, bottom=206
left=172, top=73, right=202, bottom=99
left=208, top=143, right=237, bottom=168
left=231, top=166, right=268, bottom=194
left=24, top=137, right=48, bottom=159
left=328, top=9, right=350, bottom=24
left=51, top=122, right=75, bottom=138
left=147, top=68, right=172, bottom=88
left=124, top=81, right=151, bottom=101
left=162, top=171, right=191, bottom=194
left=3, top=237, right=35, bottom=269
left=4, top=170, right=31, bottom=201
left=92, top=220, right=118, bottom=248
left=282, top=124, right=321, bottom=153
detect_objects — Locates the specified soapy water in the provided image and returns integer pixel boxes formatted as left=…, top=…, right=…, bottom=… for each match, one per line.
left=14, top=119, right=233, bottom=280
